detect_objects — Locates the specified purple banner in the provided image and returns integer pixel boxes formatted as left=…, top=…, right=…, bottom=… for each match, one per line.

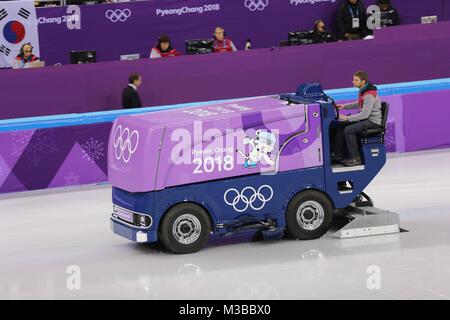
left=402, top=90, right=450, bottom=152
left=36, top=0, right=448, bottom=65
left=0, top=123, right=111, bottom=193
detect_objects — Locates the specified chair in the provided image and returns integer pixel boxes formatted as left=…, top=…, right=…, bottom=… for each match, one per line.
left=359, top=102, right=389, bottom=139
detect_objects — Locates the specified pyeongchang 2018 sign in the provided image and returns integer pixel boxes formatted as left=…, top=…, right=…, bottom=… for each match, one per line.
left=37, top=5, right=81, bottom=30
left=156, top=3, right=221, bottom=17
left=290, top=0, right=336, bottom=5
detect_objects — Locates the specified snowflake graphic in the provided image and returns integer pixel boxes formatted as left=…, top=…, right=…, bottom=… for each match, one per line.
left=11, top=130, right=58, bottom=166
left=81, top=138, right=105, bottom=163
left=64, top=172, right=80, bottom=187
left=10, top=130, right=35, bottom=156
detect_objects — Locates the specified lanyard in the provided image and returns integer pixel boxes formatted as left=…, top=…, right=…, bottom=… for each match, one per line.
left=349, top=6, right=359, bottom=18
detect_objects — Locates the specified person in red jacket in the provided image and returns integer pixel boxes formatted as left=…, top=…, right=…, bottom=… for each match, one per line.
left=213, top=27, right=237, bottom=53
left=15, top=43, right=40, bottom=68
left=150, top=35, right=180, bottom=59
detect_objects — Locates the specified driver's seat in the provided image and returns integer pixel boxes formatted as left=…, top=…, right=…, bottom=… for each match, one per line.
left=359, top=102, right=389, bottom=139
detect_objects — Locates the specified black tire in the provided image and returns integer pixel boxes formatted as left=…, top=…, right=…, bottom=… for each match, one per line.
left=285, top=190, right=333, bottom=240
left=158, top=203, right=211, bottom=254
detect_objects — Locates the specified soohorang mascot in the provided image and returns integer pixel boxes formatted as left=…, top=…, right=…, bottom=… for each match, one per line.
left=237, top=129, right=276, bottom=168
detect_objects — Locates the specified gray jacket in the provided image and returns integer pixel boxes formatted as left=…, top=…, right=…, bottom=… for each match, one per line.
left=343, top=94, right=382, bottom=125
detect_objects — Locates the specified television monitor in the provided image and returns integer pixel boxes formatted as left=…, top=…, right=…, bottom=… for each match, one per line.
left=288, top=31, right=314, bottom=46
left=70, top=50, right=96, bottom=64
left=185, top=39, right=214, bottom=55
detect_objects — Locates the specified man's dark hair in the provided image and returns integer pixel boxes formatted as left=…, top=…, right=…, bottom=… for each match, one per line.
left=128, top=73, right=141, bottom=84
left=377, top=0, right=390, bottom=5
left=354, top=70, right=369, bottom=82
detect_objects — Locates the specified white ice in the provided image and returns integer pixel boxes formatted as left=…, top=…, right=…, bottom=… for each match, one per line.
left=1, top=149, right=450, bottom=299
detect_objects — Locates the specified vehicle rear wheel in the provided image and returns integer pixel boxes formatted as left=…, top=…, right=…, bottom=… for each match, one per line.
left=158, top=203, right=211, bottom=254
left=285, top=190, right=333, bottom=240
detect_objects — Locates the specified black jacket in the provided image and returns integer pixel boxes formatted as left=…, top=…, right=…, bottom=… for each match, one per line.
left=336, top=0, right=370, bottom=40
left=122, top=85, right=142, bottom=109
left=379, top=6, right=400, bottom=27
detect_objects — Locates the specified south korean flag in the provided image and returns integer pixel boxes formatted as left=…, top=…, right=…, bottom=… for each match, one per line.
left=0, top=0, right=40, bottom=68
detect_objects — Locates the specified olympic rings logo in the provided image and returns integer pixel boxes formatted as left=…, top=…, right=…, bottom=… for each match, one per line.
left=105, top=9, right=131, bottom=23
left=244, top=0, right=269, bottom=11
left=113, top=125, right=139, bottom=163
left=224, top=185, right=274, bottom=212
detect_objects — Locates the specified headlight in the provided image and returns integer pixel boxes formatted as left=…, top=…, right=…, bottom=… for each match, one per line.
left=112, top=205, right=152, bottom=228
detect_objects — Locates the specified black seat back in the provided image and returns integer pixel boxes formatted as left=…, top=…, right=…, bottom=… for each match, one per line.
left=359, top=101, right=389, bottom=138
left=380, top=102, right=389, bottom=132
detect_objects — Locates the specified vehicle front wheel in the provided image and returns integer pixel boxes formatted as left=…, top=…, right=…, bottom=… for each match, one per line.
left=158, top=203, right=211, bottom=254
left=285, top=190, right=333, bottom=240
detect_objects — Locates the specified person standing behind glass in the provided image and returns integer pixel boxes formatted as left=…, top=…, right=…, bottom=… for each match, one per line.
left=336, top=0, right=370, bottom=40
left=377, top=0, right=400, bottom=27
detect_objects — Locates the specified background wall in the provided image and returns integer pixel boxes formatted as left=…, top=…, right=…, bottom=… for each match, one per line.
left=36, top=0, right=448, bottom=65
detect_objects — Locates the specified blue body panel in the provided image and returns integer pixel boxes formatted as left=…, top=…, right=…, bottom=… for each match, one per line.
left=111, top=166, right=326, bottom=241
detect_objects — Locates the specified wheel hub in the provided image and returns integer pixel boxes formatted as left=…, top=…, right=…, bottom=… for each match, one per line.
left=172, top=214, right=202, bottom=245
left=296, top=200, right=325, bottom=231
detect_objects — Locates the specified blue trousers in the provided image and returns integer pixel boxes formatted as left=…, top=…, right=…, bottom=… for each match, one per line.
left=333, top=120, right=380, bottom=159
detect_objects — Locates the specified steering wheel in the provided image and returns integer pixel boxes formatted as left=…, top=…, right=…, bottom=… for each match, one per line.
left=328, top=96, right=340, bottom=120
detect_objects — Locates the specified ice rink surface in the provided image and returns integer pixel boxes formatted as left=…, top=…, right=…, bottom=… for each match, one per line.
left=1, top=149, right=450, bottom=300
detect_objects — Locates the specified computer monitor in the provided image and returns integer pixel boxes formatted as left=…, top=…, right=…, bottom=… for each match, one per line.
left=185, top=39, right=214, bottom=55
left=288, top=31, right=314, bottom=46
left=70, top=50, right=96, bottom=64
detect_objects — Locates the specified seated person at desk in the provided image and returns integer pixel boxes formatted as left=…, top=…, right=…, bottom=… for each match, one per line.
left=377, top=0, right=400, bottom=27
left=312, top=19, right=336, bottom=43
left=150, top=35, right=179, bottom=58
left=336, top=0, right=370, bottom=40
left=333, top=71, right=382, bottom=167
left=213, top=27, right=237, bottom=53
left=14, top=43, right=40, bottom=68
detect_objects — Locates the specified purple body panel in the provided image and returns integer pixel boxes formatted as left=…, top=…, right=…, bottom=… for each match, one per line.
left=107, top=117, right=164, bottom=192
left=108, top=97, right=323, bottom=192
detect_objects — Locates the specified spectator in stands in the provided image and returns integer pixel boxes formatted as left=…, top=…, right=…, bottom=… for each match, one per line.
left=312, top=19, right=336, bottom=43
left=213, top=27, right=237, bottom=53
left=377, top=0, right=400, bottom=27
left=122, top=73, right=142, bottom=109
left=14, top=43, right=40, bottom=69
left=333, top=71, right=382, bottom=166
left=336, top=0, right=370, bottom=40
left=150, top=35, right=180, bottom=59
